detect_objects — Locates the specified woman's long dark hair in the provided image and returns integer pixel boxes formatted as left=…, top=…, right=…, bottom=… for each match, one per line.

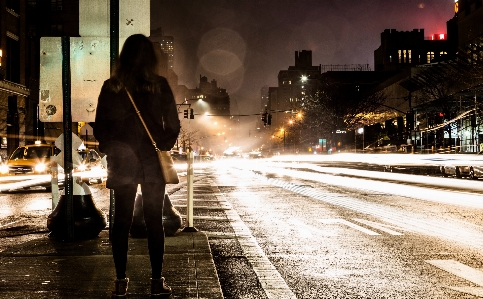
left=109, top=34, right=160, bottom=93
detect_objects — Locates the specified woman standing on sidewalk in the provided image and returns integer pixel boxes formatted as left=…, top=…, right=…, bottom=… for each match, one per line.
left=94, top=34, right=181, bottom=298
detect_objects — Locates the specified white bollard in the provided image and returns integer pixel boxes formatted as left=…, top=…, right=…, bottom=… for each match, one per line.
left=51, top=161, right=60, bottom=209
left=182, top=151, right=198, bottom=232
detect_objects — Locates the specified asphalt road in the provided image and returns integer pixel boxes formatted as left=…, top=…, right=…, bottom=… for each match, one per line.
left=203, top=158, right=483, bottom=298
left=1, top=157, right=483, bottom=298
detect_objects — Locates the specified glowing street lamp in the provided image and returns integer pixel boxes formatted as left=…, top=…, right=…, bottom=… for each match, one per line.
left=357, top=127, right=364, bottom=151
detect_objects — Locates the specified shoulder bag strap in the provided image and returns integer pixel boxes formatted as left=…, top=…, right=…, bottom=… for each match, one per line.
left=125, top=88, right=160, bottom=151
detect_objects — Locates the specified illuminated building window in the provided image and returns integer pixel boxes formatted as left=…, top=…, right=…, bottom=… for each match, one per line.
left=440, top=51, right=447, bottom=56
left=408, top=50, right=412, bottom=63
left=28, top=0, right=37, bottom=9
left=50, top=24, right=63, bottom=35
left=398, top=50, right=402, bottom=63
left=50, top=0, right=63, bottom=11
left=427, top=52, right=434, bottom=63
left=389, top=55, right=392, bottom=63
left=403, top=50, right=407, bottom=63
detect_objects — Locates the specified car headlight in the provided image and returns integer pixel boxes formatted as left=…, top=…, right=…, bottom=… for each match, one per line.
left=0, top=164, right=9, bottom=174
left=35, top=163, right=47, bottom=173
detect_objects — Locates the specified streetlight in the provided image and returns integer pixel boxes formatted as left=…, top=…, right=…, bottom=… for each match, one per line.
left=357, top=127, right=364, bottom=151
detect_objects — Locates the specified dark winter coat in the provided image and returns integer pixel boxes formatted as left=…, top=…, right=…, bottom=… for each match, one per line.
left=93, top=76, right=181, bottom=188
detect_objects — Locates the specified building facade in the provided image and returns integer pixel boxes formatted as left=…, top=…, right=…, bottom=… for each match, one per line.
left=456, top=0, right=483, bottom=50
left=270, top=50, right=321, bottom=129
left=1, top=0, right=30, bottom=158
left=150, top=27, right=174, bottom=70
left=186, top=75, right=230, bottom=116
left=370, top=0, right=483, bottom=152
left=374, top=28, right=455, bottom=72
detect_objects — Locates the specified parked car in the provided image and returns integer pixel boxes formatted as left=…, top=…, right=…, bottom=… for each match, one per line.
left=170, top=150, right=187, bottom=163
left=440, top=152, right=483, bottom=179
left=1, top=142, right=60, bottom=175
left=248, top=151, right=263, bottom=159
left=75, top=148, right=105, bottom=184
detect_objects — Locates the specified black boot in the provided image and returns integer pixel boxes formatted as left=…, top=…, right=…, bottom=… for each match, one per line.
left=111, top=278, right=129, bottom=298
left=150, top=277, right=172, bottom=298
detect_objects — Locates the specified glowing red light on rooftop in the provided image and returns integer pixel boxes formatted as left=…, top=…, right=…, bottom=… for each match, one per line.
left=431, top=33, right=446, bottom=40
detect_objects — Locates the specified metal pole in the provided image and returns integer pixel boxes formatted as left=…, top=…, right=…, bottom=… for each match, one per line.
left=62, top=36, right=74, bottom=240
left=110, top=0, right=119, bottom=72
left=36, top=105, right=39, bottom=141
left=108, top=0, right=119, bottom=240
left=109, top=189, right=115, bottom=240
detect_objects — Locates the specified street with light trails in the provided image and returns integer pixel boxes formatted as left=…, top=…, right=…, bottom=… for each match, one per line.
left=1, top=154, right=483, bottom=298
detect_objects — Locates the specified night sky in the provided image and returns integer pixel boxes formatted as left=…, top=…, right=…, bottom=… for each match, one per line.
left=151, top=0, right=455, bottom=115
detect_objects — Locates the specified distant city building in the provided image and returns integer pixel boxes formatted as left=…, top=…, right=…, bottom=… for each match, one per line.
left=259, top=86, right=269, bottom=126
left=187, top=75, right=230, bottom=116
left=260, top=86, right=269, bottom=111
left=455, top=0, right=483, bottom=52
left=270, top=50, right=322, bottom=128
left=0, top=0, right=30, bottom=156
left=374, top=28, right=455, bottom=72
left=0, top=0, right=77, bottom=155
left=150, top=27, right=174, bottom=70
left=370, top=0, right=483, bottom=151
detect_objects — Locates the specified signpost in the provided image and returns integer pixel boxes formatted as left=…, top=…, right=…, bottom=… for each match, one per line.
left=40, top=0, right=150, bottom=240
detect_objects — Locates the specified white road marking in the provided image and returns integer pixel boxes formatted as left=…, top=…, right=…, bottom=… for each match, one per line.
left=248, top=171, right=483, bottom=250
left=352, top=218, right=404, bottom=235
left=0, top=220, right=21, bottom=229
left=426, top=259, right=483, bottom=286
left=288, top=219, right=338, bottom=236
left=446, top=286, right=483, bottom=297
left=210, top=182, right=297, bottom=299
left=318, top=218, right=381, bottom=235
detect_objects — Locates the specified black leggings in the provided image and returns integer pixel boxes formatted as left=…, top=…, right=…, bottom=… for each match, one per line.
left=111, top=183, right=166, bottom=279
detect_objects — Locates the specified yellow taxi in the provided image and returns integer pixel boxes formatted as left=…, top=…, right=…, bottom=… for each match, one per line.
left=0, top=142, right=60, bottom=175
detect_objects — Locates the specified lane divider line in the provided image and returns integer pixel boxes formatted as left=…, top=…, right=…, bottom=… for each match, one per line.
left=352, top=218, right=404, bottom=236
left=247, top=169, right=483, bottom=250
left=318, top=218, right=381, bottom=235
left=425, top=259, right=483, bottom=286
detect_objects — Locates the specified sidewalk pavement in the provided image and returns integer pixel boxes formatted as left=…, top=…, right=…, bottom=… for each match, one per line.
left=0, top=229, right=224, bottom=299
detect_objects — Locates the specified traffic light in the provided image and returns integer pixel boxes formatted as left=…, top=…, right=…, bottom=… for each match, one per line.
left=406, top=112, right=414, bottom=131
left=183, top=109, right=188, bottom=119
left=189, top=108, right=194, bottom=119
left=267, top=114, right=272, bottom=125
left=261, top=112, right=267, bottom=125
